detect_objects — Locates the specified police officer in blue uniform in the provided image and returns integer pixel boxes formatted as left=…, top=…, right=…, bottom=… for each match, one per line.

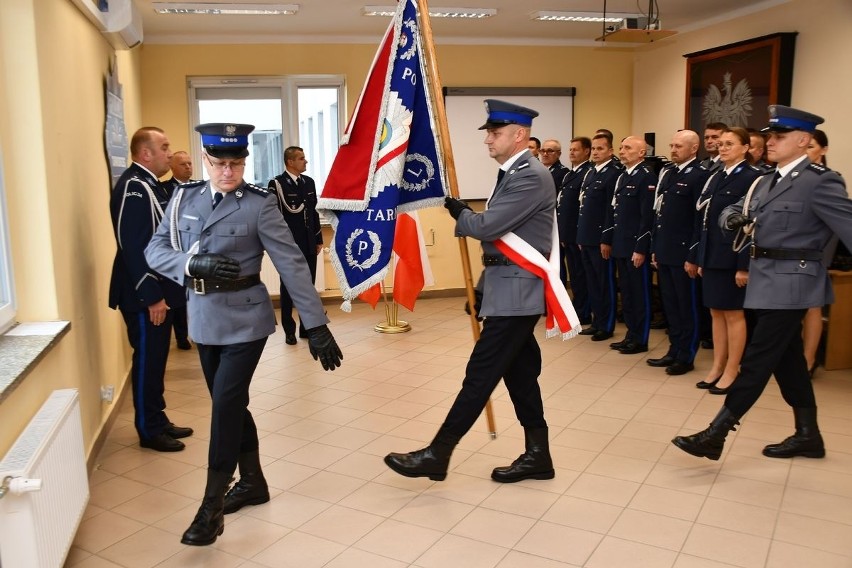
left=576, top=134, right=623, bottom=340
left=648, top=130, right=710, bottom=375
left=145, top=123, right=343, bottom=546
left=268, top=146, right=323, bottom=345
left=605, top=136, right=656, bottom=354
left=673, top=105, right=852, bottom=461
left=385, top=100, right=557, bottom=484
left=693, top=127, right=763, bottom=394
left=557, top=137, right=593, bottom=324
left=109, top=127, right=193, bottom=453
left=163, top=150, right=195, bottom=350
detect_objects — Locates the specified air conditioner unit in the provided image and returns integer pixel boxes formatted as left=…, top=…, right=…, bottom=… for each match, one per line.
left=69, top=0, right=144, bottom=49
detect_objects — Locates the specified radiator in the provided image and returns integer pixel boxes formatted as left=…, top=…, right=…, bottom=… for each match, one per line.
left=0, top=389, right=90, bottom=568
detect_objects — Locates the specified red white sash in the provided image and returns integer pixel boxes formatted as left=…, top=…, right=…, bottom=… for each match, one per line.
left=494, top=212, right=581, bottom=340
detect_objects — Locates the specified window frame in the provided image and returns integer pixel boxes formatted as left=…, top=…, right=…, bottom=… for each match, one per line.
left=0, top=146, right=16, bottom=334
left=186, top=74, right=346, bottom=192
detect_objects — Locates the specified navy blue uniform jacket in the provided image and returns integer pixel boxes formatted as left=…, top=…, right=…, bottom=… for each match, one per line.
left=109, top=162, right=185, bottom=313
left=576, top=159, right=624, bottom=247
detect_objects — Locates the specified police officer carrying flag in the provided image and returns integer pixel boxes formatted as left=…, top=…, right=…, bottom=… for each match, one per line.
left=145, top=123, right=343, bottom=546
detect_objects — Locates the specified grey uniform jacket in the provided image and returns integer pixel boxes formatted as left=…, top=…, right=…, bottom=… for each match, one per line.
left=455, top=150, right=555, bottom=318
left=720, top=159, right=852, bottom=310
left=145, top=180, right=329, bottom=345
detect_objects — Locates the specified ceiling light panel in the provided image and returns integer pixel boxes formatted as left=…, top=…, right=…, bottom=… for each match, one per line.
left=153, top=3, right=299, bottom=15
left=531, top=11, right=638, bottom=23
left=362, top=6, right=496, bottom=18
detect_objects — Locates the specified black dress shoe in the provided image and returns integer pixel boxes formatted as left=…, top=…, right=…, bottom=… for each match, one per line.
left=140, top=433, right=185, bottom=452
left=609, top=338, right=629, bottom=350
left=709, top=383, right=731, bottom=395
left=700, top=339, right=714, bottom=349
left=578, top=327, right=598, bottom=336
left=647, top=355, right=676, bottom=367
left=808, top=363, right=818, bottom=380
left=649, top=319, right=668, bottom=330
left=591, top=330, right=614, bottom=341
left=695, top=376, right=721, bottom=389
left=176, top=338, right=192, bottom=350
left=665, top=361, right=695, bottom=376
left=618, top=343, right=648, bottom=354
left=166, top=423, right=194, bottom=439
left=285, top=333, right=297, bottom=345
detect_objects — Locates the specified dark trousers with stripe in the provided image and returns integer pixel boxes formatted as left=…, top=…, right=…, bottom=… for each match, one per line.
left=441, top=315, right=545, bottom=437
left=725, top=309, right=815, bottom=417
left=280, top=250, right=318, bottom=337
left=197, top=338, right=267, bottom=475
left=615, top=258, right=651, bottom=345
left=580, top=246, right=616, bottom=333
left=657, top=263, right=699, bottom=363
left=120, top=309, right=172, bottom=440
left=564, top=243, right=590, bottom=322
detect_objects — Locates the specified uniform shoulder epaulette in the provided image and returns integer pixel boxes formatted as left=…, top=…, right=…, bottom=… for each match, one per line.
left=181, top=180, right=206, bottom=189
left=806, top=162, right=829, bottom=175
left=244, top=182, right=271, bottom=196
left=745, top=164, right=761, bottom=173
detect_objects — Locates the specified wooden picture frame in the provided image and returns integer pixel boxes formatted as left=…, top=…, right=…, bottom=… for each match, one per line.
left=684, top=33, right=797, bottom=135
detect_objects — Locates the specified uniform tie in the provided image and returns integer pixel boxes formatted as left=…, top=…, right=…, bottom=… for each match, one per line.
left=296, top=176, right=304, bottom=187
left=768, top=171, right=782, bottom=191
left=212, top=191, right=223, bottom=209
left=497, top=169, right=505, bottom=184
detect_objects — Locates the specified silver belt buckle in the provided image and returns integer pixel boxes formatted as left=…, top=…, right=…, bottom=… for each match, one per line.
left=749, top=245, right=757, bottom=259
left=193, top=278, right=206, bottom=295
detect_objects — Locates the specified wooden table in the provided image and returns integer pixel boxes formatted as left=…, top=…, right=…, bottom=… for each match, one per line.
left=825, top=270, right=852, bottom=370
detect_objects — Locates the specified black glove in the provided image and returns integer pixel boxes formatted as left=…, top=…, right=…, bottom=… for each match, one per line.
left=188, top=254, right=241, bottom=280
left=725, top=213, right=754, bottom=230
left=444, top=196, right=472, bottom=220
left=464, top=289, right=483, bottom=321
left=307, top=324, right=343, bottom=371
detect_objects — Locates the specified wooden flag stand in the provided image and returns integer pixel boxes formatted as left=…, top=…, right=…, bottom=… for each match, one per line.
left=418, top=0, right=497, bottom=438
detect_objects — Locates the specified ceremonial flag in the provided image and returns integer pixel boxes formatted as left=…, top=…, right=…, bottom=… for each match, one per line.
left=318, top=0, right=448, bottom=310
left=358, top=211, right=435, bottom=310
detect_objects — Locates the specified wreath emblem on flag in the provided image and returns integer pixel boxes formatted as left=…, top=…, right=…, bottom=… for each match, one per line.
left=401, top=153, right=435, bottom=192
left=345, top=228, right=383, bottom=271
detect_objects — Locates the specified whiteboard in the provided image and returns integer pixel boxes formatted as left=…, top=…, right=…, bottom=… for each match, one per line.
left=443, top=87, right=575, bottom=200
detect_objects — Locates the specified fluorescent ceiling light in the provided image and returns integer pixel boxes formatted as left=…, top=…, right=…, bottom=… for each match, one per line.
left=362, top=6, right=496, bottom=18
left=531, top=11, right=638, bottom=23
left=153, top=3, right=299, bottom=15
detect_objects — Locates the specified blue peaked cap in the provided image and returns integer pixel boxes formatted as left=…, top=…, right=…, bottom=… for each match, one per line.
left=762, top=105, right=824, bottom=133
left=195, top=123, right=255, bottom=158
left=479, top=99, right=539, bottom=130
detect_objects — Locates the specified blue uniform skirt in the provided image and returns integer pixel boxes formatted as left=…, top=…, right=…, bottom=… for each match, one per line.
left=702, top=268, right=746, bottom=310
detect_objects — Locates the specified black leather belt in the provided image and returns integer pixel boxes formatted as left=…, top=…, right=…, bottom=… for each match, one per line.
left=749, top=245, right=822, bottom=261
left=482, top=254, right=514, bottom=266
left=188, top=274, right=261, bottom=295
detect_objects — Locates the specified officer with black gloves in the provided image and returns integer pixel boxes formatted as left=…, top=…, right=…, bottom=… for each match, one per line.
left=145, top=123, right=342, bottom=547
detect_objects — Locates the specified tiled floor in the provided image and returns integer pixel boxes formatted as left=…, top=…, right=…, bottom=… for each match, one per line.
left=66, top=297, right=852, bottom=567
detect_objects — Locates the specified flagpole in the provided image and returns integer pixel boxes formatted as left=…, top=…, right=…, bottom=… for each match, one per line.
left=417, top=0, right=497, bottom=439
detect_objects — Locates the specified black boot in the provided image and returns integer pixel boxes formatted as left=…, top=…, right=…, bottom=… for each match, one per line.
left=384, top=430, right=460, bottom=481
left=181, top=469, right=231, bottom=546
left=223, top=450, right=270, bottom=514
left=762, top=407, right=825, bottom=458
left=492, top=427, right=555, bottom=483
left=672, top=407, right=740, bottom=461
